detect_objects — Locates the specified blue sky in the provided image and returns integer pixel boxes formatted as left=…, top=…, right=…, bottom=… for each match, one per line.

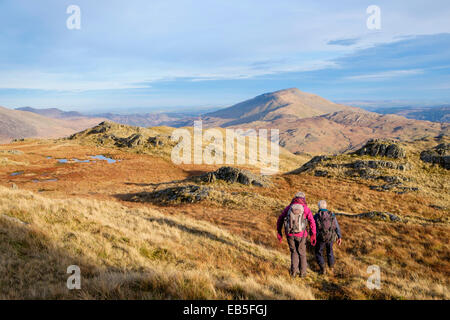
left=1, top=0, right=450, bottom=112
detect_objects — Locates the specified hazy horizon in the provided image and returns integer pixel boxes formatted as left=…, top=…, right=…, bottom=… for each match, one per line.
left=4, top=94, right=450, bottom=115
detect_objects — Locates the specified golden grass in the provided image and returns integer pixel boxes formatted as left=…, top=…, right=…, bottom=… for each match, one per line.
left=67, top=121, right=307, bottom=173
left=1, top=184, right=448, bottom=299
left=0, top=186, right=314, bottom=299
left=0, top=135, right=449, bottom=300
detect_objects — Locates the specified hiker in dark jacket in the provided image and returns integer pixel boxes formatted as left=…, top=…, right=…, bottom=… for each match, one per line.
left=314, top=200, right=342, bottom=275
left=276, top=192, right=317, bottom=278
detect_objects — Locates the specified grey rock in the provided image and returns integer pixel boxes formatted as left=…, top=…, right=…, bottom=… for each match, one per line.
left=130, top=185, right=211, bottom=204
left=420, top=143, right=450, bottom=169
left=345, top=168, right=380, bottom=180
left=347, top=160, right=411, bottom=171
left=115, top=133, right=146, bottom=148
left=334, top=211, right=402, bottom=222
left=148, top=136, right=169, bottom=147
left=358, top=211, right=402, bottom=222
left=353, top=139, right=406, bottom=159
left=378, top=176, right=402, bottom=184
left=195, top=166, right=269, bottom=187
left=289, top=155, right=331, bottom=174
left=314, top=170, right=328, bottom=177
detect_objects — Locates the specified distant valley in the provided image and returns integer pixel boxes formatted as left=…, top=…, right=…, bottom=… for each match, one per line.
left=4, top=88, right=449, bottom=155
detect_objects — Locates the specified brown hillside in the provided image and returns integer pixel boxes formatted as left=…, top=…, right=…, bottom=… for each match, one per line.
left=0, top=106, right=106, bottom=143
left=0, top=135, right=448, bottom=299
left=203, top=88, right=356, bottom=127
left=226, top=110, right=449, bottom=154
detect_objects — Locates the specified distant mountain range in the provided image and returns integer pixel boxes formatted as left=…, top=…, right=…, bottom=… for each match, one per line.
left=0, top=107, right=105, bottom=143
left=4, top=88, right=449, bottom=153
left=338, top=101, right=450, bottom=123
left=371, top=105, right=450, bottom=123
left=15, top=107, right=85, bottom=119
left=197, top=89, right=448, bottom=154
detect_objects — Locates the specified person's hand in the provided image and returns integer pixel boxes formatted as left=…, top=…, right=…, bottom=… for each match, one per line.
left=310, top=234, right=316, bottom=246
left=337, top=238, right=342, bottom=246
left=277, top=233, right=282, bottom=243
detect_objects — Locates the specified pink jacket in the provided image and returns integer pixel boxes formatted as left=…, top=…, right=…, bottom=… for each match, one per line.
left=277, top=197, right=316, bottom=238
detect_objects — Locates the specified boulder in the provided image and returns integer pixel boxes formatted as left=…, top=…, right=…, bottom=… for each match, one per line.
left=348, top=160, right=410, bottom=171
left=195, top=166, right=269, bottom=187
left=289, top=155, right=331, bottom=174
left=129, top=185, right=210, bottom=204
left=314, top=170, right=328, bottom=177
left=353, top=139, right=406, bottom=159
left=115, top=134, right=146, bottom=148
left=148, top=135, right=170, bottom=147
left=357, top=212, right=402, bottom=222
left=370, top=183, right=419, bottom=194
left=345, top=168, right=380, bottom=180
left=378, top=175, right=402, bottom=184
left=420, top=143, right=450, bottom=169
left=335, top=211, right=402, bottom=222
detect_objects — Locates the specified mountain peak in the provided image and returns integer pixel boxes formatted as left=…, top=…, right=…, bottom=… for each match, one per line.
left=205, top=88, right=352, bottom=126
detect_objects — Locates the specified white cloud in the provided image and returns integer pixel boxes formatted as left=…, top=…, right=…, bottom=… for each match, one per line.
left=344, top=69, right=424, bottom=81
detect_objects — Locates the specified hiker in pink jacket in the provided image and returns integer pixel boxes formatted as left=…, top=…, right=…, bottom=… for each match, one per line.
left=276, top=192, right=317, bottom=278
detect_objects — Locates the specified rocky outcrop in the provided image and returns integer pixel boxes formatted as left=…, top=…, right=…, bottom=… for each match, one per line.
left=290, top=150, right=410, bottom=177
left=344, top=160, right=411, bottom=171
left=369, top=183, right=419, bottom=194
left=289, top=156, right=331, bottom=174
left=128, top=185, right=210, bottom=204
left=420, top=143, right=450, bottom=169
left=69, top=121, right=172, bottom=150
left=148, top=136, right=170, bottom=147
left=335, top=211, right=402, bottom=222
left=314, top=170, right=328, bottom=177
left=194, top=167, right=269, bottom=187
left=353, top=139, right=406, bottom=159
left=115, top=134, right=146, bottom=148
left=345, top=168, right=380, bottom=180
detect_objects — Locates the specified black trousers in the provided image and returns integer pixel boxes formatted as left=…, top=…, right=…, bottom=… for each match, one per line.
left=315, top=239, right=335, bottom=268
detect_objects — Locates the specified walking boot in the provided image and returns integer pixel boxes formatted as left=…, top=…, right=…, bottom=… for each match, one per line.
left=318, top=265, right=325, bottom=275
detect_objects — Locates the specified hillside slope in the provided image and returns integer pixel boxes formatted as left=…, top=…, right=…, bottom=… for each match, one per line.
left=203, top=88, right=356, bottom=127
left=226, top=110, right=449, bottom=154
left=66, top=121, right=306, bottom=173
left=0, top=106, right=105, bottom=143
left=0, top=134, right=448, bottom=299
left=373, top=105, right=450, bottom=123
left=0, top=186, right=314, bottom=299
left=15, top=107, right=84, bottom=119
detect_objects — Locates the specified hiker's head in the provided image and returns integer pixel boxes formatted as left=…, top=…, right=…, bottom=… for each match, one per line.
left=291, top=203, right=304, bottom=214
left=318, top=200, right=327, bottom=210
left=294, top=191, right=305, bottom=199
